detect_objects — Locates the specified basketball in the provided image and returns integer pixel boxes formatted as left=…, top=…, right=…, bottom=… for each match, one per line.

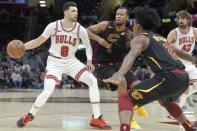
left=7, top=40, right=25, bottom=59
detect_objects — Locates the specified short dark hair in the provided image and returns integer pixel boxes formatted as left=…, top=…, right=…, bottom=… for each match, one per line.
left=117, top=7, right=129, bottom=16
left=176, top=10, right=192, bottom=26
left=134, top=7, right=161, bottom=31
left=62, top=2, right=77, bottom=12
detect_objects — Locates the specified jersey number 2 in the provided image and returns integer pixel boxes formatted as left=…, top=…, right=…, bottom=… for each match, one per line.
left=61, top=46, right=69, bottom=57
left=182, top=44, right=192, bottom=52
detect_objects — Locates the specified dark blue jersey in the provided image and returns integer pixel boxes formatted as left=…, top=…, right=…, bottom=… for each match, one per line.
left=95, top=21, right=130, bottom=63
left=142, top=32, right=185, bottom=73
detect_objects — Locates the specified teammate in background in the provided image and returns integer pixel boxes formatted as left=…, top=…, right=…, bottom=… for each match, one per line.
left=16, top=2, right=111, bottom=130
left=87, top=7, right=147, bottom=130
left=103, top=7, right=197, bottom=131
left=167, top=10, right=197, bottom=109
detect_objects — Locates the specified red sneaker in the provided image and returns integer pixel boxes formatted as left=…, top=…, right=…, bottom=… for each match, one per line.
left=90, top=115, right=112, bottom=130
left=17, top=113, right=34, bottom=127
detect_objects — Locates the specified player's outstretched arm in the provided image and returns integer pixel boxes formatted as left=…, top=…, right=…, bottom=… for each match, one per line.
left=24, top=36, right=47, bottom=50
left=103, top=35, right=148, bottom=84
left=25, top=22, right=55, bottom=50
left=87, top=21, right=111, bottom=49
left=116, top=35, right=147, bottom=77
left=80, top=26, right=95, bottom=71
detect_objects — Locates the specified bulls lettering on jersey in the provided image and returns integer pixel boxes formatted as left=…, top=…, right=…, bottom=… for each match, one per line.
left=55, top=35, right=78, bottom=46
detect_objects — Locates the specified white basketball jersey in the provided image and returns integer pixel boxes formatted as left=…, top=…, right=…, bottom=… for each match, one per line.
left=49, top=19, right=80, bottom=58
left=174, top=27, right=196, bottom=65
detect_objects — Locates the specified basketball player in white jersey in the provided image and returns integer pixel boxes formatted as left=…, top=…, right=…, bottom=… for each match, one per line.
left=167, top=10, right=197, bottom=109
left=16, top=2, right=111, bottom=130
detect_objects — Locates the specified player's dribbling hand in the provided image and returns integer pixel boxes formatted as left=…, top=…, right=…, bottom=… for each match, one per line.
left=86, top=60, right=95, bottom=72
left=98, top=38, right=112, bottom=53
left=103, top=72, right=122, bottom=85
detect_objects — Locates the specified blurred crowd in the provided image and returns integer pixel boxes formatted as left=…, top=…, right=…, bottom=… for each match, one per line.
left=0, top=0, right=196, bottom=89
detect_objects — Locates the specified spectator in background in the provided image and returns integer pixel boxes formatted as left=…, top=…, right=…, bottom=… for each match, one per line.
left=11, top=70, right=22, bottom=88
left=135, top=66, right=152, bottom=81
left=31, top=69, right=44, bottom=89
left=21, top=64, right=32, bottom=88
left=0, top=67, right=7, bottom=88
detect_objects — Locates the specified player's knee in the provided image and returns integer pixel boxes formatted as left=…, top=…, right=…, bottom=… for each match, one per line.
left=90, top=75, right=98, bottom=85
left=118, top=93, right=133, bottom=112
left=117, top=77, right=127, bottom=88
left=82, top=73, right=98, bottom=87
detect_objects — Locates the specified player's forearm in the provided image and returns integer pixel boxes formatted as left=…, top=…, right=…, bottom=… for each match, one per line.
left=174, top=48, right=196, bottom=63
left=24, top=39, right=42, bottom=50
left=117, top=52, right=134, bottom=76
left=85, top=44, right=93, bottom=62
left=24, top=36, right=46, bottom=50
left=87, top=29, right=101, bottom=42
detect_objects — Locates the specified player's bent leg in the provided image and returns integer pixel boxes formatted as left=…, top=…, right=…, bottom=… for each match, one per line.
left=128, top=80, right=148, bottom=118
left=159, top=100, right=196, bottom=131
left=179, top=83, right=197, bottom=109
left=126, top=79, right=145, bottom=130
left=17, top=78, right=57, bottom=127
left=117, top=78, right=137, bottom=130
left=128, top=80, right=147, bottom=130
left=79, top=71, right=112, bottom=130
left=119, top=92, right=134, bottom=131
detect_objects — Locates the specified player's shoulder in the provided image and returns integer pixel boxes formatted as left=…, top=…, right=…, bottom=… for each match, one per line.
left=169, top=28, right=177, bottom=34
left=192, top=27, right=197, bottom=32
left=133, top=34, right=148, bottom=43
left=167, top=28, right=178, bottom=39
left=77, top=22, right=85, bottom=31
left=46, top=20, right=58, bottom=28
left=192, top=27, right=197, bottom=38
left=93, top=21, right=109, bottom=30
left=77, top=22, right=90, bottom=36
left=98, top=21, right=109, bottom=25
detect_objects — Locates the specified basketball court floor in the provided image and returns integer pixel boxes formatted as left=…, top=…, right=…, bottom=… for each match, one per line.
left=0, top=88, right=196, bottom=131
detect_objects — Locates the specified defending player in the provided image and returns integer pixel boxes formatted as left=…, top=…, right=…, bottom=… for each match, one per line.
left=87, top=7, right=147, bottom=130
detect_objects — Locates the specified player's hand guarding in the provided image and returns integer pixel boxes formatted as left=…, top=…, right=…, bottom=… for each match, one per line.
left=86, top=60, right=95, bottom=72
left=103, top=72, right=122, bottom=85
left=98, top=38, right=112, bottom=53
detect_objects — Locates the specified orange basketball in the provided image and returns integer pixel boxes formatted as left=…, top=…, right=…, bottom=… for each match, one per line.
left=7, top=40, right=25, bottom=59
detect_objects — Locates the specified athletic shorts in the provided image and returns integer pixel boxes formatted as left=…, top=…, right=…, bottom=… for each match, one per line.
left=95, top=64, right=138, bottom=91
left=127, top=69, right=189, bottom=107
left=45, top=56, right=87, bottom=85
